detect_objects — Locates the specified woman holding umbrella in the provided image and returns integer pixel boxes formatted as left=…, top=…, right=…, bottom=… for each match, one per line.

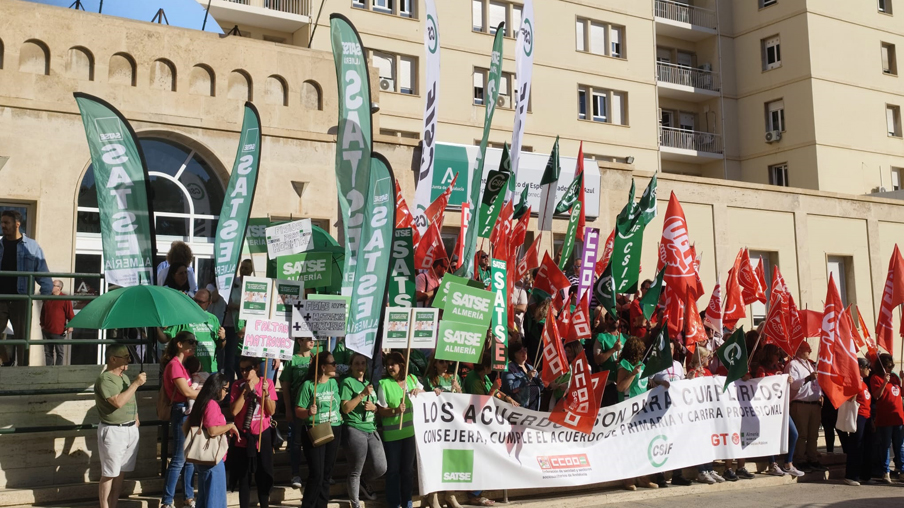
left=161, top=332, right=201, bottom=508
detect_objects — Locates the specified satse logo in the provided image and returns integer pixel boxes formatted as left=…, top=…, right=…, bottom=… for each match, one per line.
left=242, top=128, right=259, bottom=152
left=95, top=117, right=123, bottom=142
left=442, top=449, right=474, bottom=483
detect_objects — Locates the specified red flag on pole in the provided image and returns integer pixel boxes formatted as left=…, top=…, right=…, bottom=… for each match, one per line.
left=664, top=285, right=685, bottom=341
left=566, top=291, right=592, bottom=344
left=541, top=304, right=568, bottom=385
left=684, top=294, right=707, bottom=353
left=453, top=203, right=470, bottom=265
left=754, top=256, right=768, bottom=304
left=723, top=253, right=747, bottom=330
left=534, top=252, right=570, bottom=297
left=738, top=249, right=764, bottom=305
left=424, top=173, right=458, bottom=227
left=395, top=181, right=421, bottom=245
left=490, top=200, right=514, bottom=263
left=414, top=221, right=447, bottom=270
left=658, top=192, right=697, bottom=301
left=549, top=350, right=607, bottom=435
left=575, top=142, right=587, bottom=242
left=516, top=233, right=542, bottom=281
left=799, top=309, right=824, bottom=338
left=857, top=307, right=879, bottom=361
left=511, top=206, right=531, bottom=249
left=818, top=274, right=862, bottom=409
left=556, top=304, right=572, bottom=337
left=704, top=278, right=723, bottom=333
left=761, top=267, right=794, bottom=357
left=875, top=245, right=904, bottom=354
left=596, top=228, right=616, bottom=276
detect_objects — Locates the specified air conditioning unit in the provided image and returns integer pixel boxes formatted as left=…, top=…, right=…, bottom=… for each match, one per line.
left=379, top=78, right=393, bottom=91
left=496, top=95, right=511, bottom=109
left=765, top=130, right=782, bottom=143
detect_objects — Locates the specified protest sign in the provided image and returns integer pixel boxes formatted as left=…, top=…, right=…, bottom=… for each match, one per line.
left=272, top=280, right=303, bottom=320
left=291, top=298, right=348, bottom=338
left=265, top=218, right=313, bottom=259
left=490, top=259, right=508, bottom=370
left=277, top=251, right=332, bottom=288
left=434, top=320, right=486, bottom=363
left=410, top=308, right=440, bottom=349
left=389, top=228, right=416, bottom=307
left=308, top=294, right=351, bottom=328
left=383, top=308, right=413, bottom=349
left=432, top=273, right=486, bottom=309
left=443, top=283, right=493, bottom=327
left=413, top=375, right=790, bottom=492
left=241, top=318, right=294, bottom=360
left=239, top=277, right=272, bottom=320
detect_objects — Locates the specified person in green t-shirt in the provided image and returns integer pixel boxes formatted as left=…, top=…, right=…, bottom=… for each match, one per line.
left=340, top=353, right=387, bottom=508
left=463, top=353, right=516, bottom=405
left=477, top=250, right=492, bottom=288
left=295, top=352, right=342, bottom=508
left=157, top=288, right=225, bottom=373
left=592, top=311, right=626, bottom=407
left=615, top=336, right=658, bottom=491
left=281, top=335, right=315, bottom=488
left=423, top=356, right=461, bottom=393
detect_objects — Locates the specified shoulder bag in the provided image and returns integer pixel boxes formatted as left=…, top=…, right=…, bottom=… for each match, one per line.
left=184, top=425, right=228, bottom=465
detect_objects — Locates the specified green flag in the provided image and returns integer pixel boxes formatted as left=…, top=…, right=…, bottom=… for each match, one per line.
left=388, top=228, right=416, bottom=307
left=73, top=93, right=156, bottom=287
left=554, top=171, right=583, bottom=214
left=642, top=321, right=673, bottom=379
left=457, top=22, right=505, bottom=279
left=716, top=327, right=749, bottom=391
left=559, top=201, right=581, bottom=270
left=537, top=137, right=561, bottom=231
left=593, top=261, right=617, bottom=319
left=478, top=167, right=511, bottom=238
left=214, top=103, right=262, bottom=301
left=612, top=176, right=658, bottom=293
left=641, top=268, right=666, bottom=321
left=512, top=184, right=531, bottom=220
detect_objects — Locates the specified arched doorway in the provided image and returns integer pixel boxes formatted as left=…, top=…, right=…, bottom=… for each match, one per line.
left=72, top=136, right=225, bottom=364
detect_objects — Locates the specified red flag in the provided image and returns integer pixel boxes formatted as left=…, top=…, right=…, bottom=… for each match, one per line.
left=723, top=253, right=747, bottom=330
left=876, top=245, right=904, bottom=354
left=799, top=309, right=823, bottom=337
left=511, top=206, right=531, bottom=249
left=549, top=350, right=607, bottom=435
left=566, top=291, right=592, bottom=344
left=534, top=252, right=570, bottom=297
left=395, top=181, right=421, bottom=245
left=424, top=173, right=458, bottom=227
left=684, top=294, right=707, bottom=352
left=575, top=142, right=587, bottom=242
left=817, top=274, right=862, bottom=410
left=664, top=285, right=684, bottom=341
left=857, top=307, right=879, bottom=361
left=738, top=249, right=763, bottom=305
left=414, top=221, right=447, bottom=270
left=847, top=306, right=866, bottom=351
left=755, top=256, right=768, bottom=303
left=516, top=233, right=542, bottom=281
left=490, top=200, right=514, bottom=263
left=704, top=278, right=723, bottom=333
left=761, top=267, right=794, bottom=357
left=556, top=304, right=572, bottom=337
left=658, top=192, right=697, bottom=301
left=596, top=228, right=616, bottom=276
left=541, top=304, right=568, bottom=385
left=689, top=245, right=705, bottom=299
left=453, top=203, right=470, bottom=265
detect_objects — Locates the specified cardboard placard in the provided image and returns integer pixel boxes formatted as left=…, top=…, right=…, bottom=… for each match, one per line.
left=239, top=277, right=272, bottom=320
left=265, top=218, right=313, bottom=259
left=272, top=280, right=304, bottom=320
left=434, top=320, right=486, bottom=363
left=382, top=308, right=413, bottom=349
left=442, top=282, right=493, bottom=327
left=291, top=298, right=348, bottom=338
left=241, top=318, right=294, bottom=360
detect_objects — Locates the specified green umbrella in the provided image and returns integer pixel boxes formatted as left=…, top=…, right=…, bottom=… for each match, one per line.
left=68, top=285, right=209, bottom=329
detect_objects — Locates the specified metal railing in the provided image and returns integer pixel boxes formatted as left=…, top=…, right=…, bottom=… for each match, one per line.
left=226, top=0, right=312, bottom=16
left=660, top=126, right=724, bottom=154
left=654, top=0, right=718, bottom=30
left=657, top=62, right=720, bottom=91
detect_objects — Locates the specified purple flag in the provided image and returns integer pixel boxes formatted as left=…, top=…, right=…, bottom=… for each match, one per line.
left=578, top=227, right=600, bottom=301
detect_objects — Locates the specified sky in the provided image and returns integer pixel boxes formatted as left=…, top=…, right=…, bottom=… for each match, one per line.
left=28, top=0, right=224, bottom=34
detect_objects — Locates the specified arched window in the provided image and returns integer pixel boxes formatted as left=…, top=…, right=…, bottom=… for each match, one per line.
left=150, top=58, right=176, bottom=91
left=227, top=70, right=253, bottom=101
left=108, top=52, right=136, bottom=86
left=190, top=64, right=215, bottom=97
left=19, top=39, right=49, bottom=75
left=301, top=80, right=322, bottom=110
left=66, top=46, right=94, bottom=81
left=265, top=75, right=288, bottom=106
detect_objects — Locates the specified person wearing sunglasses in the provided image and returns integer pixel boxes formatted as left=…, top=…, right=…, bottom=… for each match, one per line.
left=95, top=345, right=146, bottom=508
left=476, top=250, right=492, bottom=289
left=296, top=352, right=342, bottom=508
left=281, top=335, right=317, bottom=490
left=424, top=356, right=461, bottom=395
left=161, top=332, right=201, bottom=508
left=157, top=288, right=225, bottom=374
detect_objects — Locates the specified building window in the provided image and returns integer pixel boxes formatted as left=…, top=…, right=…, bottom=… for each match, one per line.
left=882, top=43, right=898, bottom=75
left=0, top=202, right=35, bottom=238
left=577, top=85, right=627, bottom=125
left=353, top=0, right=415, bottom=19
left=887, top=104, right=902, bottom=137
left=762, top=36, right=781, bottom=70
left=760, top=0, right=777, bottom=7
left=827, top=256, right=854, bottom=307
left=891, top=167, right=903, bottom=190
left=472, top=68, right=517, bottom=109
left=472, top=0, right=521, bottom=37
left=370, top=50, right=417, bottom=95
left=768, top=163, right=789, bottom=187
left=575, top=18, right=626, bottom=59
left=766, top=99, right=785, bottom=132
left=879, top=0, right=893, bottom=14
left=749, top=251, right=776, bottom=323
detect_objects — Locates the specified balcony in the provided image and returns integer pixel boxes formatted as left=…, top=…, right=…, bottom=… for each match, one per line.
left=654, top=0, right=717, bottom=41
left=200, top=0, right=312, bottom=33
left=656, top=62, right=720, bottom=102
left=659, top=126, right=724, bottom=162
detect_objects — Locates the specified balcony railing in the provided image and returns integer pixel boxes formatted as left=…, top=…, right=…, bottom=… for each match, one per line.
left=657, top=62, right=720, bottom=91
left=660, top=126, right=723, bottom=154
left=654, top=0, right=718, bottom=30
left=226, top=0, right=312, bottom=16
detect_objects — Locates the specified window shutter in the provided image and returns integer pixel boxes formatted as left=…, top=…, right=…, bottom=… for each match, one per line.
left=611, top=91, right=625, bottom=125
left=472, top=0, right=484, bottom=30
left=576, top=20, right=585, bottom=52
left=489, top=1, right=506, bottom=30
left=399, top=56, right=414, bottom=93
left=611, top=26, right=622, bottom=57
left=473, top=70, right=485, bottom=88
left=590, top=22, right=606, bottom=55
left=888, top=107, right=897, bottom=135
left=372, top=52, right=394, bottom=80
left=882, top=45, right=890, bottom=72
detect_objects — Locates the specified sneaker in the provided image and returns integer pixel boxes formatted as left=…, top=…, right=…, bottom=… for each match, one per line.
left=784, top=464, right=805, bottom=477
left=767, top=463, right=787, bottom=476
left=185, top=499, right=196, bottom=508
left=709, top=471, right=726, bottom=483
left=696, top=472, right=716, bottom=484
left=723, top=468, right=739, bottom=482
left=672, top=475, right=692, bottom=486
left=291, top=476, right=303, bottom=489
left=843, top=478, right=861, bottom=486
left=881, top=472, right=892, bottom=484
left=360, top=481, right=377, bottom=501
left=737, top=467, right=755, bottom=479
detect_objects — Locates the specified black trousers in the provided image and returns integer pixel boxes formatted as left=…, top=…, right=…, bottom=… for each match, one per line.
left=300, top=425, right=341, bottom=508
left=227, top=430, right=274, bottom=508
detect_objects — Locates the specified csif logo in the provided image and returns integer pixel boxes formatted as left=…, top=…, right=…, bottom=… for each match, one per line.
left=442, top=449, right=474, bottom=483
left=647, top=435, right=672, bottom=468
left=520, top=18, right=533, bottom=57
left=426, top=14, right=439, bottom=54
left=94, top=117, right=123, bottom=143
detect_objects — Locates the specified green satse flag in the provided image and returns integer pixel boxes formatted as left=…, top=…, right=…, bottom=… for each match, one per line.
left=537, top=137, right=561, bottom=231
left=214, top=103, right=262, bottom=302
left=716, top=327, right=749, bottom=391
left=330, top=14, right=373, bottom=293
left=512, top=184, right=531, bottom=220
left=478, top=144, right=512, bottom=238
left=559, top=201, right=581, bottom=270
left=73, top=93, right=156, bottom=287
left=612, top=176, right=658, bottom=293
left=642, top=321, right=672, bottom=379
left=490, top=258, right=508, bottom=370
left=641, top=268, right=666, bottom=321
left=389, top=228, right=416, bottom=307
left=593, top=262, right=617, bottom=319
left=456, top=24, right=505, bottom=279
left=554, top=171, right=583, bottom=214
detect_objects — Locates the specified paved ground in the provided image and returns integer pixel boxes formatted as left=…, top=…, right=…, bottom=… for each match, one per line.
left=620, top=482, right=904, bottom=508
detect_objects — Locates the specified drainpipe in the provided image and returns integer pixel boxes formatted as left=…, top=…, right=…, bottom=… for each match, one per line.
left=715, top=0, right=728, bottom=180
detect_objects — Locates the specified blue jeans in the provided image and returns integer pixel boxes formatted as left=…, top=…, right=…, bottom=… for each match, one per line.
left=768, top=416, right=799, bottom=465
left=196, top=460, right=226, bottom=508
left=163, top=403, right=195, bottom=505
left=875, top=424, right=904, bottom=475
left=383, top=437, right=416, bottom=508
left=843, top=415, right=867, bottom=481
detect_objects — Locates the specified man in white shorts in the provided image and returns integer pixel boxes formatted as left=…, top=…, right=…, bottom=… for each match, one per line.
left=94, top=345, right=146, bottom=508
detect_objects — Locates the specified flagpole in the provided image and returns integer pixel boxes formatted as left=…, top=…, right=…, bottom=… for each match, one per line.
left=748, top=332, right=762, bottom=369
left=258, top=359, right=268, bottom=452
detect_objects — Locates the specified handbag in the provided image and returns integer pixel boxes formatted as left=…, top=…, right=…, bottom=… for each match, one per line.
left=308, top=422, right=334, bottom=447
left=836, top=397, right=859, bottom=433
left=156, top=385, right=172, bottom=421
left=270, top=418, right=286, bottom=450
left=184, top=426, right=228, bottom=465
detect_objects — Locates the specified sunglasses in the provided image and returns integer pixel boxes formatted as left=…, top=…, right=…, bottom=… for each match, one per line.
left=239, top=365, right=255, bottom=373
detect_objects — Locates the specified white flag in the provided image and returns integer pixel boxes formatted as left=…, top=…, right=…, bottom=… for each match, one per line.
left=509, top=0, right=534, bottom=196
left=412, top=0, right=441, bottom=235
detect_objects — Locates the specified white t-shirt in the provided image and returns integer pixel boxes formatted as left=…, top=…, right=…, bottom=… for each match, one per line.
left=652, top=360, right=685, bottom=386
left=512, top=285, right=530, bottom=332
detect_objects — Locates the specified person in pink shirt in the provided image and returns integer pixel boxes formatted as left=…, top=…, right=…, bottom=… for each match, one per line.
left=228, top=357, right=278, bottom=508
left=161, top=332, right=200, bottom=508
left=183, top=374, right=237, bottom=507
